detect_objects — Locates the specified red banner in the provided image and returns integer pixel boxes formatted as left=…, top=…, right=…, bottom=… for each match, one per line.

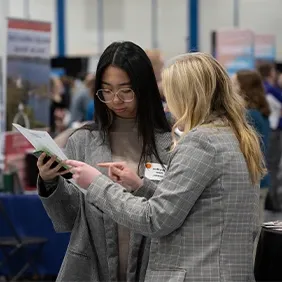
left=5, top=131, right=34, bottom=191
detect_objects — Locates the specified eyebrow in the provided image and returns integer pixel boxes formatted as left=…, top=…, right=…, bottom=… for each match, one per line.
left=101, top=81, right=131, bottom=86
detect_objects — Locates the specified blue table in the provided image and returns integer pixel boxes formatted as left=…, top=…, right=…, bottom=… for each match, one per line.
left=0, top=194, right=70, bottom=276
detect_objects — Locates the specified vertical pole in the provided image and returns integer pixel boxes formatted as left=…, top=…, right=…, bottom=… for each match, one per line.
left=56, top=0, right=66, bottom=57
left=97, top=0, right=104, bottom=54
left=189, top=0, right=198, bottom=52
left=151, top=0, right=158, bottom=48
left=23, top=0, right=30, bottom=19
left=233, top=0, right=240, bottom=27
left=0, top=0, right=8, bottom=170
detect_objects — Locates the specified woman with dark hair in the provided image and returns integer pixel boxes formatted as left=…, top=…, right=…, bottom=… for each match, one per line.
left=37, top=41, right=171, bottom=282
left=234, top=69, right=271, bottom=222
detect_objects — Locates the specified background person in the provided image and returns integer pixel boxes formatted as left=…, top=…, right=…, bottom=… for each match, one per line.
left=257, top=62, right=282, bottom=211
left=234, top=69, right=271, bottom=223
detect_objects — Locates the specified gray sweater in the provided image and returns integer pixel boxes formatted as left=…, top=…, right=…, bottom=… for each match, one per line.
left=110, top=117, right=142, bottom=281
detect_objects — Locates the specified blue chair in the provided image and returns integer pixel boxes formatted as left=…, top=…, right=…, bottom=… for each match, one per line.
left=0, top=200, right=48, bottom=281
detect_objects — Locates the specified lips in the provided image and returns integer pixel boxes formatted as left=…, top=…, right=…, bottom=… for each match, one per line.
left=113, top=108, right=126, bottom=112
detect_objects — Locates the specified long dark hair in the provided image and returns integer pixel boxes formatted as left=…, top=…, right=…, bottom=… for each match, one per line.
left=236, top=69, right=271, bottom=117
left=83, top=41, right=171, bottom=165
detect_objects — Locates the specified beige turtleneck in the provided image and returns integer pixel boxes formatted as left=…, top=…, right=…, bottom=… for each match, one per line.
left=109, top=116, right=142, bottom=282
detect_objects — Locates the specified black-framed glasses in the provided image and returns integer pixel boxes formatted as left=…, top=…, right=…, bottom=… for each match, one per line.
left=96, top=88, right=135, bottom=104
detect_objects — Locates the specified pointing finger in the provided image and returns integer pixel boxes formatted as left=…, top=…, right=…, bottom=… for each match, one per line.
left=97, top=162, right=113, bottom=168
left=98, top=162, right=126, bottom=169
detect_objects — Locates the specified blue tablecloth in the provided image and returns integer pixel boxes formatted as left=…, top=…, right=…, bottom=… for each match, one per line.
left=0, top=194, right=70, bottom=276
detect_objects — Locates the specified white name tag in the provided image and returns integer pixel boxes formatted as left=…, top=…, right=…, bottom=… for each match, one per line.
left=144, top=163, right=167, bottom=181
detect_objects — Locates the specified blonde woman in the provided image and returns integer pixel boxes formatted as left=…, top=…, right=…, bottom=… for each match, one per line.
left=65, top=53, right=264, bottom=281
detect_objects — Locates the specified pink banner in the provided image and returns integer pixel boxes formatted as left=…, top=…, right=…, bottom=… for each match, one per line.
left=215, top=28, right=255, bottom=76
left=255, top=34, right=276, bottom=61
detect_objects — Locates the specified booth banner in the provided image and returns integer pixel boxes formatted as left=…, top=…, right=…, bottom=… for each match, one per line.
left=0, top=3, right=7, bottom=170
left=214, top=28, right=255, bottom=76
left=6, top=18, right=51, bottom=132
left=0, top=59, right=4, bottom=137
left=255, top=34, right=276, bottom=61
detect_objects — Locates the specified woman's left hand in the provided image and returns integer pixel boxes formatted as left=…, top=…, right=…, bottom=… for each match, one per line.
left=65, top=160, right=101, bottom=189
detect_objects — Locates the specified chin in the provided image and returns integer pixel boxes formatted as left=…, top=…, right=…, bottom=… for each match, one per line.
left=116, top=113, right=135, bottom=119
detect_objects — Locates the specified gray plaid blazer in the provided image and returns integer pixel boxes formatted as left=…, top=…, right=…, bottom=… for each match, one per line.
left=87, top=126, right=260, bottom=282
left=38, top=128, right=172, bottom=282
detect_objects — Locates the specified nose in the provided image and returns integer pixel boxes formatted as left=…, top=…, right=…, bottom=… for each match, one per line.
left=112, top=93, right=123, bottom=104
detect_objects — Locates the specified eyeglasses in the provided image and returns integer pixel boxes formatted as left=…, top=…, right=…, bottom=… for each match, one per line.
left=96, top=88, right=135, bottom=104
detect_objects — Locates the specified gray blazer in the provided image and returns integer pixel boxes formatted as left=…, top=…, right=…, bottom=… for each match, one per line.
left=38, top=128, right=172, bottom=282
left=86, top=126, right=260, bottom=282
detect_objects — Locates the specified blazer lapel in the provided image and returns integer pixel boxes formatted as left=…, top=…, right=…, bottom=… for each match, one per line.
left=86, top=131, right=120, bottom=280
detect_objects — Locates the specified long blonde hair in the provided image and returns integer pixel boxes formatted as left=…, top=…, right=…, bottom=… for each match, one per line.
left=162, top=52, right=265, bottom=185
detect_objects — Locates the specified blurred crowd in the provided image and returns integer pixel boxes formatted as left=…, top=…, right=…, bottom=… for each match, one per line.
left=49, top=73, right=94, bottom=134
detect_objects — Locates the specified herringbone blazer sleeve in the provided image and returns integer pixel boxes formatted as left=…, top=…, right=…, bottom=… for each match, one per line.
left=133, top=178, right=158, bottom=199
left=38, top=136, right=82, bottom=232
left=87, top=129, right=218, bottom=237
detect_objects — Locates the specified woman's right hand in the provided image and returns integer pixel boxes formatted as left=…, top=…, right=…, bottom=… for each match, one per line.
left=37, top=152, right=69, bottom=181
left=98, top=162, right=143, bottom=191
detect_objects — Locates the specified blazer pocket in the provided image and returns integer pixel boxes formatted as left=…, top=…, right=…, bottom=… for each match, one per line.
left=57, top=250, right=96, bottom=282
left=145, top=269, right=186, bottom=282
left=68, top=249, right=91, bottom=260
left=151, top=230, right=183, bottom=269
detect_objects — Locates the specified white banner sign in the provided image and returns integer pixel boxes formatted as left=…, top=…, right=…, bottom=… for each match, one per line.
left=7, top=19, right=51, bottom=59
